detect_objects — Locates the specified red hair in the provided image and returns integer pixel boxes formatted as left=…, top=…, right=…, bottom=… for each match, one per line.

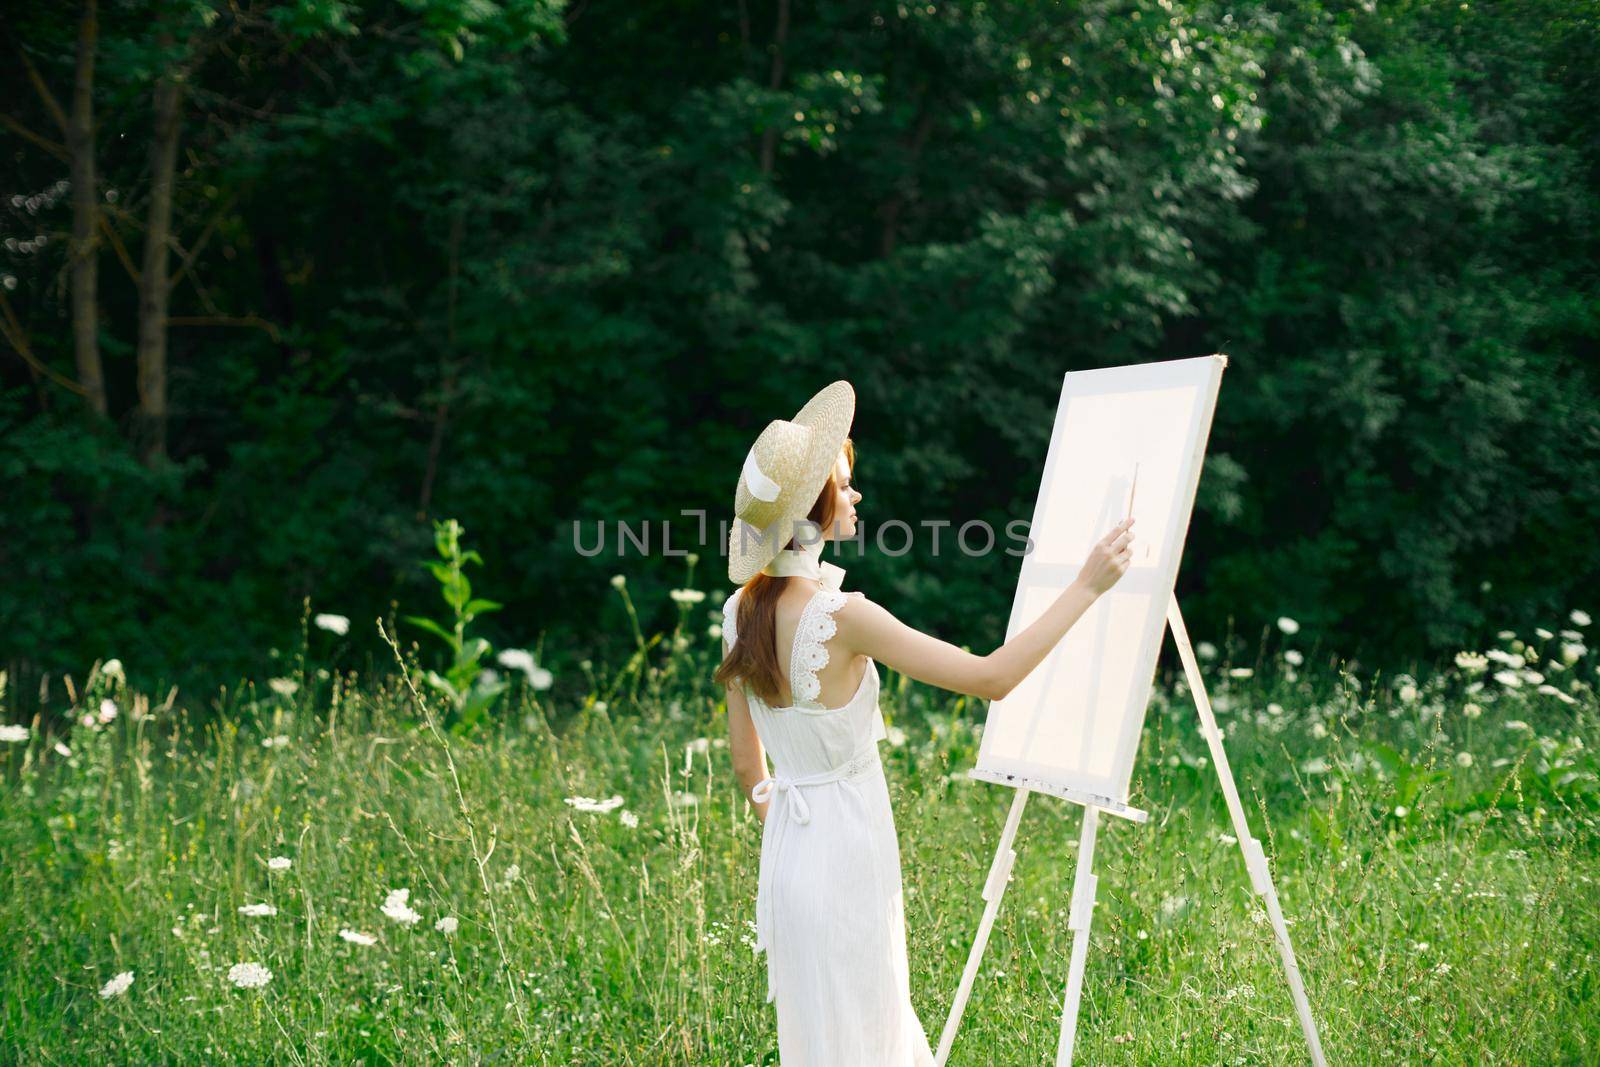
left=714, top=439, right=854, bottom=706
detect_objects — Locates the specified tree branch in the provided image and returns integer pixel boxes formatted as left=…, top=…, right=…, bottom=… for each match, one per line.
left=0, top=291, right=87, bottom=396
left=0, top=112, right=68, bottom=161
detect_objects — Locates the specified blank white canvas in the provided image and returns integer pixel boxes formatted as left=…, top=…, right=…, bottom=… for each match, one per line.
left=973, top=355, right=1225, bottom=809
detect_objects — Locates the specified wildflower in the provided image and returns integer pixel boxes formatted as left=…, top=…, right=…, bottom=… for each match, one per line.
left=1393, top=806, right=1409, bottom=818
left=1537, top=684, right=1578, bottom=705
left=314, top=613, right=350, bottom=635
left=0, top=724, right=28, bottom=743
left=497, top=648, right=536, bottom=679
left=1535, top=627, right=1554, bottom=641
left=1300, top=756, right=1331, bottom=774
left=1434, top=961, right=1453, bottom=976
left=261, top=735, right=290, bottom=749
left=1497, top=630, right=1516, bottom=641
left=1561, top=642, right=1585, bottom=665
left=98, top=698, right=118, bottom=723
left=238, top=903, right=277, bottom=917
left=226, top=962, right=272, bottom=989
left=670, top=588, right=707, bottom=605
left=592, top=700, right=608, bottom=714
left=1485, top=649, right=1525, bottom=668
left=610, top=574, right=627, bottom=590
left=435, top=916, right=458, bottom=935
left=708, top=623, right=723, bottom=641
left=886, top=725, right=908, bottom=748
left=1398, top=684, right=1419, bottom=704
left=267, top=678, right=298, bottom=697
left=1277, top=616, right=1300, bottom=635
left=1492, top=670, right=1522, bottom=688
left=1572, top=609, right=1591, bottom=627
left=1196, top=641, right=1217, bottom=660
left=339, top=929, right=376, bottom=945
left=1283, top=649, right=1304, bottom=667
left=1504, top=720, right=1530, bottom=732
left=1267, top=703, right=1283, bottom=716
left=1455, top=651, right=1488, bottom=672
left=1310, top=721, right=1329, bottom=739
left=53, top=741, right=71, bottom=757
left=99, top=970, right=134, bottom=998
left=1456, top=752, right=1473, bottom=768
left=1463, top=702, right=1483, bottom=719
left=267, top=857, right=292, bottom=871
left=503, top=864, right=521, bottom=883
left=381, top=888, right=421, bottom=925
left=564, top=794, right=625, bottom=814
left=671, top=790, right=699, bottom=809
left=101, top=658, right=125, bottom=682
left=620, top=810, right=639, bottom=829
left=1228, top=667, right=1253, bottom=679
left=80, top=713, right=97, bottom=729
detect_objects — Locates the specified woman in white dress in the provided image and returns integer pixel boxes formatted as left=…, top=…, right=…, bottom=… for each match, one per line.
left=715, top=381, right=1134, bottom=1066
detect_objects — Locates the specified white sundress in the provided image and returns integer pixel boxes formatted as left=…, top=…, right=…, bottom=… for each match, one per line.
left=723, top=583, right=935, bottom=1067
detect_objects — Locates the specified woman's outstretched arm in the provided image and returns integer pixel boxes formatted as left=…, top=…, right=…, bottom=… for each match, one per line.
left=833, top=517, right=1134, bottom=702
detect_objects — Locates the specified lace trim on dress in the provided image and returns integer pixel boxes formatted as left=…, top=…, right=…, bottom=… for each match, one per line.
left=789, top=589, right=863, bottom=708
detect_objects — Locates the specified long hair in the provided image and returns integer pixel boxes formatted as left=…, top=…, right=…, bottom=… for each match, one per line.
left=714, top=438, right=854, bottom=707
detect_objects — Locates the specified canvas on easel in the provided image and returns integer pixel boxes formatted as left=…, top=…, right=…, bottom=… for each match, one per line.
left=937, top=354, right=1327, bottom=1066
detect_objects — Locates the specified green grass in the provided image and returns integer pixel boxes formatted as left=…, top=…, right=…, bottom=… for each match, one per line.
left=2, top=621, right=1597, bottom=1065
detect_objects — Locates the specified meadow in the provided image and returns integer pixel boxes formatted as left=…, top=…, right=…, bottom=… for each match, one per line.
left=2, top=587, right=1597, bottom=1065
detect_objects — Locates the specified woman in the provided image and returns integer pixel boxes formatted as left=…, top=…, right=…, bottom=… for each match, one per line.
left=715, top=380, right=1134, bottom=1066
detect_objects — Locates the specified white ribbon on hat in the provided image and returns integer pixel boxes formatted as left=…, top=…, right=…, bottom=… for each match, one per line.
left=742, top=444, right=782, bottom=502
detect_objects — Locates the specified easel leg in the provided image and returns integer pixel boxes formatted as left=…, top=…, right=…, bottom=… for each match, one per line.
left=1054, top=805, right=1100, bottom=1067
left=1167, top=594, right=1329, bottom=1067
left=935, top=789, right=1029, bottom=1066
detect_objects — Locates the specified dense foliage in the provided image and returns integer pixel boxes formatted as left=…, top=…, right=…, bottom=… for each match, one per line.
left=4, top=0, right=1597, bottom=702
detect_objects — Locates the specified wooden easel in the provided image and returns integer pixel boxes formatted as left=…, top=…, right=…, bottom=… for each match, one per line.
left=934, top=593, right=1329, bottom=1067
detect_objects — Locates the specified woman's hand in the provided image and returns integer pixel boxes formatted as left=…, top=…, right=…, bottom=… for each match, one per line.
left=1076, top=517, right=1135, bottom=596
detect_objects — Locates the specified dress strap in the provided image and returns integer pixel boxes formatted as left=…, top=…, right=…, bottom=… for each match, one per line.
left=788, top=588, right=861, bottom=708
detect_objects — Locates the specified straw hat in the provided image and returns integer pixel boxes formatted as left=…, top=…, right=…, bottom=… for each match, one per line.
left=727, top=380, right=856, bottom=584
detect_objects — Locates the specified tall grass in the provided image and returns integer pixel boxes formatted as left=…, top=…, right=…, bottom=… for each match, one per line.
left=1, top=601, right=1596, bottom=1064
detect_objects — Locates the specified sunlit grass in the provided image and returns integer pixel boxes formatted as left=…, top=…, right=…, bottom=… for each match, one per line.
left=1, top=609, right=1596, bottom=1064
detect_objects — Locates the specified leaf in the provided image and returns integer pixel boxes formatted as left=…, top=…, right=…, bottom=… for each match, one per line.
left=402, top=615, right=457, bottom=649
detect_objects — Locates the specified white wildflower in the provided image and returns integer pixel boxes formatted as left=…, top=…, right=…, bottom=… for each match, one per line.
left=1455, top=651, right=1488, bottom=673
left=708, top=623, right=723, bottom=640
left=1561, top=642, right=1585, bottom=665
left=1311, top=721, right=1329, bottom=739
left=563, top=794, right=625, bottom=814
left=434, top=916, right=458, bottom=935
left=98, top=698, right=118, bottom=723
left=1393, top=806, right=1409, bottom=818
left=1503, top=720, right=1530, bottom=732
left=1571, top=609, right=1591, bottom=627
left=238, top=903, right=277, bottom=917
left=1456, top=752, right=1473, bottom=768
left=1497, top=629, right=1517, bottom=640
left=261, top=735, right=290, bottom=749
left=1535, top=627, right=1554, bottom=641
left=1196, top=641, right=1217, bottom=660
left=80, top=713, right=97, bottom=730
left=100, top=658, right=125, bottom=682
left=1463, top=702, right=1482, bottom=719
left=267, top=856, right=292, bottom=871
left=53, top=741, right=71, bottom=757
left=267, top=677, right=298, bottom=697
left=1492, top=670, right=1522, bottom=688
left=1228, top=667, right=1253, bottom=679
left=1277, top=616, right=1300, bottom=635
left=670, top=588, right=707, bottom=605
left=314, top=613, right=350, bottom=635
left=1537, top=684, right=1578, bottom=705
left=339, top=929, right=376, bottom=945
left=1398, top=684, right=1419, bottom=704
left=671, top=790, right=699, bottom=809
left=610, top=574, right=627, bottom=590
left=503, top=864, right=521, bottom=883
left=226, top=962, right=272, bottom=989
left=381, top=888, right=422, bottom=925
left=886, top=725, right=908, bottom=748
left=0, top=724, right=28, bottom=743
left=1486, top=649, right=1525, bottom=668
left=99, top=970, right=134, bottom=998
left=1283, top=649, right=1304, bottom=666
left=620, top=810, right=639, bottom=829
left=1267, top=702, right=1284, bottom=716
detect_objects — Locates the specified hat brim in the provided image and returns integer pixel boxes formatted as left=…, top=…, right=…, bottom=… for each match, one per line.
left=727, top=380, right=856, bottom=584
